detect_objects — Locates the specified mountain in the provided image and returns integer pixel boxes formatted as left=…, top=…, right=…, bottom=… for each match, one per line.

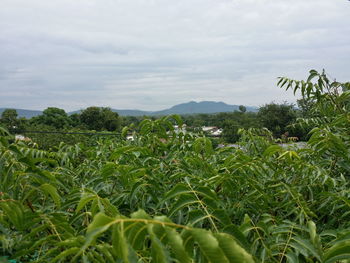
left=152, top=101, right=257, bottom=115
left=104, top=101, right=257, bottom=116
left=1, top=101, right=258, bottom=118
left=111, top=109, right=153, bottom=116
left=0, top=108, right=43, bottom=119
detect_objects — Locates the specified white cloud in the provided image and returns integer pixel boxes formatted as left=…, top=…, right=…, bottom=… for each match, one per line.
left=0, top=0, right=349, bottom=111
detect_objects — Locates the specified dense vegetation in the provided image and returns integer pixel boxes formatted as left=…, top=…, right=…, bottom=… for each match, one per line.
left=0, top=96, right=304, bottom=147
left=0, top=70, right=349, bottom=262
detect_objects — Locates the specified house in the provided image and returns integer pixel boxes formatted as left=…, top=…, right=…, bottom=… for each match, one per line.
left=202, top=126, right=223, bottom=137
left=173, top=124, right=187, bottom=133
left=15, top=134, right=31, bottom=141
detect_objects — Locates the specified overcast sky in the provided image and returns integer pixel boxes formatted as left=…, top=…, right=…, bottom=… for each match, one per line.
left=0, top=0, right=349, bottom=111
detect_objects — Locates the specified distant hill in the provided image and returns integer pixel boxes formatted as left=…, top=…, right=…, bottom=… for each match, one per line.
left=1, top=101, right=258, bottom=118
left=104, top=101, right=257, bottom=116
left=151, top=101, right=257, bottom=116
left=0, top=108, right=43, bottom=119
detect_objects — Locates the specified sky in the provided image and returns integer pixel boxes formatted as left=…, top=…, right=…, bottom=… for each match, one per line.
left=0, top=0, right=349, bottom=111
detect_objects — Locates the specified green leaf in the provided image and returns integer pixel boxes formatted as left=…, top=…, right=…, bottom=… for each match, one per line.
left=263, top=145, right=283, bottom=157
left=291, top=236, right=321, bottom=261
left=52, top=247, right=80, bottom=263
left=82, top=213, right=114, bottom=251
left=148, top=224, right=171, bottom=263
left=307, top=70, right=319, bottom=82
left=112, top=223, right=138, bottom=263
left=122, top=126, right=129, bottom=138
left=76, top=191, right=97, bottom=212
left=324, top=240, right=350, bottom=263
left=223, top=224, right=251, bottom=252
left=214, top=233, right=255, bottom=263
left=165, top=227, right=192, bottom=263
left=40, top=183, right=61, bottom=208
left=163, top=184, right=191, bottom=201
left=101, top=162, right=117, bottom=179
left=191, top=229, right=230, bottom=263
left=168, top=194, right=198, bottom=216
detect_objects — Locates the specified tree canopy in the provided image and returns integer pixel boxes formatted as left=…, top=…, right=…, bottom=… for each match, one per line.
left=257, top=102, right=297, bottom=137
left=0, top=109, right=26, bottom=132
left=30, top=107, right=71, bottom=129
left=80, top=107, right=120, bottom=131
left=0, top=109, right=18, bottom=129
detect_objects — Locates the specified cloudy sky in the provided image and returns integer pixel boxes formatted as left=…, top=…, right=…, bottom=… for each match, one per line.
left=1, top=0, right=349, bottom=111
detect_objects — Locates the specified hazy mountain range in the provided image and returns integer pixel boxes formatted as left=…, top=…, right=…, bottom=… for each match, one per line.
left=0, top=108, right=43, bottom=119
left=0, top=101, right=258, bottom=119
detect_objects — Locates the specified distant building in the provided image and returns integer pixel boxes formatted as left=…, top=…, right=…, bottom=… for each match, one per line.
left=202, top=126, right=217, bottom=132
left=126, top=135, right=134, bottom=141
left=173, top=124, right=187, bottom=133
left=202, top=126, right=223, bottom=137
left=15, top=134, right=31, bottom=141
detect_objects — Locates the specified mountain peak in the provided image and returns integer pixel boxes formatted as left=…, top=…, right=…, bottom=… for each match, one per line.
left=154, top=101, right=257, bottom=115
left=1, top=101, right=257, bottom=118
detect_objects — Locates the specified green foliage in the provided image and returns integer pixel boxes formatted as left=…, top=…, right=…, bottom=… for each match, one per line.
left=278, top=69, right=350, bottom=175
left=22, top=125, right=91, bottom=150
left=30, top=107, right=71, bottom=129
left=0, top=71, right=350, bottom=262
left=258, top=102, right=297, bottom=138
left=80, top=107, right=120, bottom=131
left=0, top=109, right=18, bottom=128
left=182, top=111, right=260, bottom=143
left=221, top=120, right=240, bottom=143
left=0, top=109, right=26, bottom=133
left=297, top=96, right=317, bottom=118
left=239, top=105, right=247, bottom=113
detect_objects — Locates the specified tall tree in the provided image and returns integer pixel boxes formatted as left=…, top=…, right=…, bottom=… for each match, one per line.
left=257, top=102, right=296, bottom=138
left=31, top=107, right=71, bottom=129
left=1, top=109, right=19, bottom=131
left=80, top=107, right=120, bottom=131
left=297, top=96, right=317, bottom=118
left=1, top=109, right=18, bottom=126
left=222, top=119, right=240, bottom=143
left=101, top=108, right=120, bottom=131
left=239, top=105, right=247, bottom=113
left=80, top=107, right=104, bottom=131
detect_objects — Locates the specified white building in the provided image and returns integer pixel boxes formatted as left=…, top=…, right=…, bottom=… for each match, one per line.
left=202, top=126, right=223, bottom=136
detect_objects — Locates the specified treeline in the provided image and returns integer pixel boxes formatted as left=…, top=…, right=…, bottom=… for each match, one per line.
left=0, top=107, right=121, bottom=149
left=120, top=100, right=314, bottom=143
left=0, top=106, right=120, bottom=132
left=0, top=99, right=314, bottom=148
left=181, top=102, right=309, bottom=143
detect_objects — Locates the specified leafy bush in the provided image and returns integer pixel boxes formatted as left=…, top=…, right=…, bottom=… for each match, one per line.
left=0, top=71, right=350, bottom=262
